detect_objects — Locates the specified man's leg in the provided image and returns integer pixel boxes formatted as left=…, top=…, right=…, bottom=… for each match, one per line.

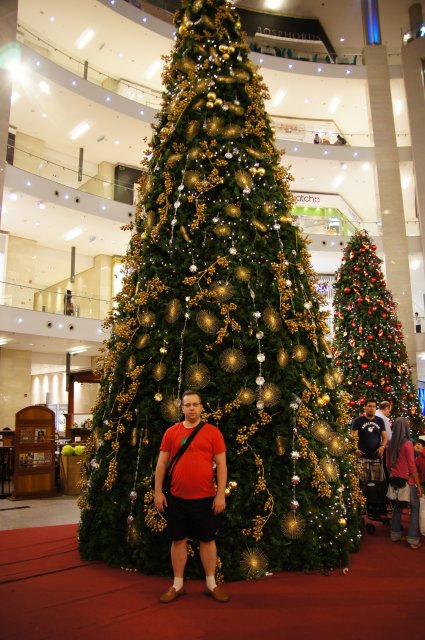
left=171, top=538, right=188, bottom=580
left=200, top=540, right=229, bottom=602
left=159, top=538, right=188, bottom=603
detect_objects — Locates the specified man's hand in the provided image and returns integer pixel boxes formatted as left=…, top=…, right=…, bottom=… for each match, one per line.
left=212, top=493, right=226, bottom=514
left=154, top=491, right=168, bottom=513
left=377, top=445, right=385, bottom=457
left=355, top=449, right=364, bottom=457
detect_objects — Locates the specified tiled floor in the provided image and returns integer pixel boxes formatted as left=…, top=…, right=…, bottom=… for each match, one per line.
left=0, top=495, right=79, bottom=530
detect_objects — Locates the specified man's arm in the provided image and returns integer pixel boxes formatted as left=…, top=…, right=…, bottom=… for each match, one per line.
left=154, top=450, right=170, bottom=512
left=213, top=451, right=227, bottom=514
left=377, top=420, right=387, bottom=457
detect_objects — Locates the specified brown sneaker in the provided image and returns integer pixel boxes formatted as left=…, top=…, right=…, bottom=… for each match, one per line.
left=204, top=585, right=230, bottom=603
left=159, top=586, right=186, bottom=604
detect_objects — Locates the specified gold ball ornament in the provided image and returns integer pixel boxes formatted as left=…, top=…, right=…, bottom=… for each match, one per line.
left=207, top=92, right=217, bottom=101
left=206, top=101, right=215, bottom=109
left=225, top=487, right=231, bottom=496
left=257, top=167, right=266, bottom=176
left=321, top=393, right=331, bottom=405
left=317, top=397, right=325, bottom=407
left=339, top=517, right=347, bottom=527
left=178, top=24, right=188, bottom=36
left=222, top=52, right=230, bottom=60
left=214, top=98, right=223, bottom=107
left=154, top=392, right=163, bottom=402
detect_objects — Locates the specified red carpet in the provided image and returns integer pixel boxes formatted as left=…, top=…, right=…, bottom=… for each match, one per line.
left=0, top=519, right=423, bottom=640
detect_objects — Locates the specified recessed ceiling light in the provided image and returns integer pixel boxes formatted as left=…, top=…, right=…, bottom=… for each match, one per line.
left=142, top=16, right=147, bottom=23
left=76, top=29, right=95, bottom=50
left=353, top=152, right=358, bottom=157
left=9, top=192, right=17, bottom=200
left=346, top=69, right=351, bottom=74
left=340, top=37, right=345, bottom=42
left=140, top=109, right=144, bottom=115
left=64, top=194, right=69, bottom=199
left=101, top=205, right=106, bottom=210
left=26, top=180, right=32, bottom=186
left=11, top=91, right=20, bottom=104
left=114, top=140, right=120, bottom=145
left=69, top=121, right=90, bottom=141
left=39, top=80, right=50, bottom=94
left=317, top=68, right=322, bottom=72
left=304, top=99, right=309, bottom=104
left=42, top=113, right=47, bottom=118
left=17, top=317, right=23, bottom=323
left=288, top=64, right=293, bottom=69
left=118, top=52, right=124, bottom=58
left=71, top=80, right=77, bottom=86
left=37, top=201, right=45, bottom=210
left=49, top=16, right=55, bottom=22
left=362, top=162, right=370, bottom=171
left=106, top=96, right=111, bottom=102
left=64, top=227, right=83, bottom=241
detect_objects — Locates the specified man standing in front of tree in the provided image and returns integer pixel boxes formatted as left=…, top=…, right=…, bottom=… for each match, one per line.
left=154, top=389, right=229, bottom=604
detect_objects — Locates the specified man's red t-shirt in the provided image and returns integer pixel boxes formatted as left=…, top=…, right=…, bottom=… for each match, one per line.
left=160, top=422, right=226, bottom=499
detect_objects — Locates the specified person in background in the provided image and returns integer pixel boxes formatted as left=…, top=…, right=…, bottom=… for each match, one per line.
left=376, top=400, right=393, bottom=478
left=414, top=312, right=421, bottom=333
left=313, top=133, right=321, bottom=144
left=334, top=134, right=347, bottom=145
left=386, top=417, right=422, bottom=548
left=414, top=440, right=425, bottom=491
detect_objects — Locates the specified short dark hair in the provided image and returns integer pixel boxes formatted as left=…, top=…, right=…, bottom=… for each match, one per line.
left=182, top=389, right=202, bottom=403
left=364, top=398, right=377, bottom=406
left=379, top=401, right=392, bottom=410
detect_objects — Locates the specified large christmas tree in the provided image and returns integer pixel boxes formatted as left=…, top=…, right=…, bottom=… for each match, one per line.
left=333, top=229, right=422, bottom=427
left=78, top=0, right=362, bottom=580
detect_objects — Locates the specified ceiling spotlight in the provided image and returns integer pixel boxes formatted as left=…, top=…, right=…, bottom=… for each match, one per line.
left=9, top=192, right=17, bottom=201
left=37, top=201, right=46, bottom=210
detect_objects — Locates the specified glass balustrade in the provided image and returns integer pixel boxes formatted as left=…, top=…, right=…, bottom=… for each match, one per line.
left=0, top=280, right=111, bottom=322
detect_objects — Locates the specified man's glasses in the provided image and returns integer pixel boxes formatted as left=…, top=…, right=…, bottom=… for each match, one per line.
left=182, top=403, right=201, bottom=407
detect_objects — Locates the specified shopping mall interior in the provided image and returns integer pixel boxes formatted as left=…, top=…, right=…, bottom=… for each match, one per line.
left=1, top=0, right=425, bottom=463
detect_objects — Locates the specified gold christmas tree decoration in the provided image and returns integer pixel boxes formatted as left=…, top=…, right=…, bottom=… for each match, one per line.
left=311, top=420, right=331, bottom=443
left=235, top=169, right=253, bottom=190
left=293, top=344, right=308, bottom=363
left=152, top=362, right=167, bottom=382
left=277, top=348, right=289, bottom=367
left=235, top=266, right=251, bottom=282
left=225, top=203, right=242, bottom=218
left=135, top=334, right=150, bottom=349
left=126, top=355, right=136, bottom=372
left=219, top=348, right=246, bottom=373
left=214, top=223, right=232, bottom=237
left=138, top=310, right=156, bottom=326
left=240, top=547, right=269, bottom=579
left=260, top=383, right=281, bottom=407
left=263, top=306, right=282, bottom=332
left=183, top=170, right=202, bottom=189
left=281, top=512, right=306, bottom=539
left=185, top=363, right=211, bottom=389
left=165, top=299, right=182, bottom=323
left=319, top=457, right=339, bottom=481
left=236, top=387, right=256, bottom=405
left=144, top=211, right=156, bottom=233
left=205, top=116, right=225, bottom=136
left=275, top=435, right=285, bottom=456
left=324, top=372, right=336, bottom=389
left=209, top=281, right=234, bottom=301
left=196, top=310, right=220, bottom=334
left=326, top=435, right=347, bottom=457
left=160, top=396, right=181, bottom=423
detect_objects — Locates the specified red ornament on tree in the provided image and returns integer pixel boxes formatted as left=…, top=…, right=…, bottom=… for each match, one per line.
left=344, top=287, right=351, bottom=294
left=361, top=363, right=368, bottom=370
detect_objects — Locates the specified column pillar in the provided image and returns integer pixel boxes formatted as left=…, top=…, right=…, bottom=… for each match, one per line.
left=364, top=45, right=417, bottom=382
left=0, top=0, right=18, bottom=228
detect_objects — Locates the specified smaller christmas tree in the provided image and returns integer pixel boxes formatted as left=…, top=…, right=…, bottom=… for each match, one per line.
left=333, top=230, right=423, bottom=428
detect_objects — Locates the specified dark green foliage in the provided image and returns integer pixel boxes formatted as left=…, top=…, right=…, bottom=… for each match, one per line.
left=78, top=0, right=361, bottom=580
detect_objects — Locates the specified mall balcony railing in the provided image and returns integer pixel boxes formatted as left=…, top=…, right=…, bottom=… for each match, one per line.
left=0, top=280, right=111, bottom=321
left=6, top=141, right=421, bottom=238
left=17, top=24, right=409, bottom=148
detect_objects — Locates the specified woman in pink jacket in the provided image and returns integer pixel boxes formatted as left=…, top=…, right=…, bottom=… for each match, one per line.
left=386, top=417, right=422, bottom=548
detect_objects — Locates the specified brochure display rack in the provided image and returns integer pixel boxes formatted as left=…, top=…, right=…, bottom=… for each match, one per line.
left=13, top=406, right=56, bottom=499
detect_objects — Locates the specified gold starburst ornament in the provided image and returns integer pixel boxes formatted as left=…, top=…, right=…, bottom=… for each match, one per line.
left=196, top=310, right=220, bottom=334
left=240, top=547, right=269, bottom=579
left=281, top=512, right=306, bottom=539
left=219, top=348, right=246, bottom=373
left=263, top=306, right=282, bottom=332
left=319, top=457, right=339, bottom=481
left=209, top=281, right=234, bottom=301
left=185, top=363, right=211, bottom=390
left=165, top=299, right=182, bottom=324
left=236, top=387, right=256, bottom=405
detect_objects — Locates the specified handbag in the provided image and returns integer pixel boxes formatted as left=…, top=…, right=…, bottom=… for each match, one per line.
left=162, top=421, right=204, bottom=497
left=386, top=477, right=410, bottom=503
